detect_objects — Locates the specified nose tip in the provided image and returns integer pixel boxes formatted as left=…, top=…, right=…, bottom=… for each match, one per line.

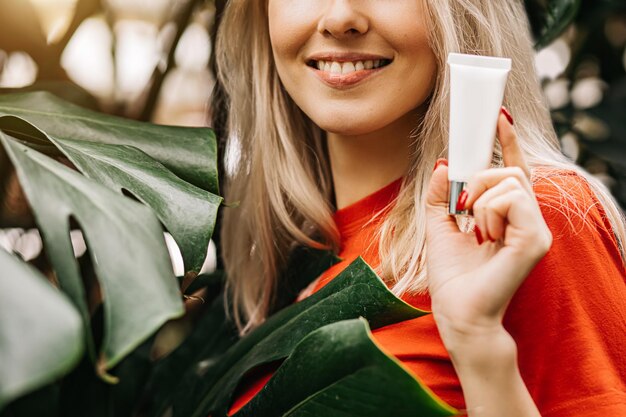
left=317, top=1, right=369, bottom=38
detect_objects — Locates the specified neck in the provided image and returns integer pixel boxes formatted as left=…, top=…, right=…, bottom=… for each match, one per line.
left=327, top=110, right=418, bottom=210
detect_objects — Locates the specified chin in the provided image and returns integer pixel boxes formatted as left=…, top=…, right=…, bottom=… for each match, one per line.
left=320, top=123, right=376, bottom=137
left=308, top=112, right=385, bottom=137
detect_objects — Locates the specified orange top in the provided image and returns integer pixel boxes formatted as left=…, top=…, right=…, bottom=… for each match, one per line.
left=229, top=171, right=626, bottom=416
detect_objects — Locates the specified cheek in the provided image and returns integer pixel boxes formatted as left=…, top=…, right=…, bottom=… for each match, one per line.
left=406, top=32, right=437, bottom=91
left=372, top=2, right=435, bottom=61
left=385, top=15, right=437, bottom=97
left=384, top=6, right=432, bottom=55
left=268, top=2, right=316, bottom=64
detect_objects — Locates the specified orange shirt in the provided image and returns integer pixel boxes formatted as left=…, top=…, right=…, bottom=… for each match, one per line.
left=229, top=171, right=626, bottom=416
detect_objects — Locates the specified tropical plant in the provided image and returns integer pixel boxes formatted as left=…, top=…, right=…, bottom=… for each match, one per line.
left=0, top=90, right=220, bottom=413
left=0, top=1, right=592, bottom=416
left=545, top=0, right=626, bottom=207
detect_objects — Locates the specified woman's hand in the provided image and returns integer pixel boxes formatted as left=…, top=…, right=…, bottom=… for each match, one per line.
left=425, top=109, right=552, bottom=346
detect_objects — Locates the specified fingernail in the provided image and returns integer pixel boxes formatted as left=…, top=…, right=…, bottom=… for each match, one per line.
left=501, top=106, right=514, bottom=126
left=456, top=190, right=468, bottom=212
left=475, top=226, right=484, bottom=245
left=433, top=158, right=448, bottom=172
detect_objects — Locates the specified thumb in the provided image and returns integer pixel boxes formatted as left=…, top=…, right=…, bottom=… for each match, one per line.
left=426, top=159, right=464, bottom=238
left=426, top=159, right=451, bottom=213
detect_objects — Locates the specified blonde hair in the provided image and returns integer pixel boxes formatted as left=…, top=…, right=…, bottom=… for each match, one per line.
left=216, top=0, right=626, bottom=334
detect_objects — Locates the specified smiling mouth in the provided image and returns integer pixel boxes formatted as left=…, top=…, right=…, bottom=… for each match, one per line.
left=306, top=59, right=392, bottom=75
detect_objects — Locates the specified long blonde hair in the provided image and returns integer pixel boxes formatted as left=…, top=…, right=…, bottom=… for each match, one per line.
left=216, top=0, right=626, bottom=334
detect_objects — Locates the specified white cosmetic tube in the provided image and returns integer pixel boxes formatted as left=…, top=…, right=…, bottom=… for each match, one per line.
left=447, top=53, right=512, bottom=215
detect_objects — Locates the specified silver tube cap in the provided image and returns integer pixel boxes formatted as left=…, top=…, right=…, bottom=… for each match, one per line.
left=448, top=180, right=469, bottom=215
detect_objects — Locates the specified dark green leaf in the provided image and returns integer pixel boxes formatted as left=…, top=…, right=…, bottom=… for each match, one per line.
left=526, top=0, right=582, bottom=48
left=142, top=293, right=239, bottom=417
left=57, top=334, right=156, bottom=417
left=182, top=270, right=225, bottom=296
left=235, top=318, right=457, bottom=417
left=147, top=248, right=337, bottom=417
left=0, top=82, right=99, bottom=110
left=0, top=249, right=83, bottom=411
left=58, top=355, right=109, bottom=417
left=49, top=137, right=222, bottom=274
left=271, top=247, right=341, bottom=314
left=0, top=91, right=218, bottom=193
left=0, top=133, right=184, bottom=373
left=1, top=384, right=60, bottom=417
left=175, top=257, right=428, bottom=417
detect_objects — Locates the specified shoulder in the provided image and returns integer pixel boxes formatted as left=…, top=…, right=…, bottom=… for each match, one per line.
left=504, top=168, right=626, bottom=416
left=529, top=167, right=625, bottom=279
left=531, top=168, right=618, bottom=244
left=532, top=168, right=596, bottom=218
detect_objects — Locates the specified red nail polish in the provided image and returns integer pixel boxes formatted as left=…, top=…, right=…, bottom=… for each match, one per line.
left=475, top=226, right=484, bottom=245
left=456, top=190, right=468, bottom=212
left=501, top=106, right=514, bottom=125
left=433, top=158, right=448, bottom=171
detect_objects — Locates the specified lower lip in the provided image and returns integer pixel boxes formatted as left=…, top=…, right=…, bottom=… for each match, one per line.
left=310, top=65, right=387, bottom=89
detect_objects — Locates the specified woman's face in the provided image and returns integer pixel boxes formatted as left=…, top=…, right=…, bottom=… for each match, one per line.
left=267, top=0, right=438, bottom=136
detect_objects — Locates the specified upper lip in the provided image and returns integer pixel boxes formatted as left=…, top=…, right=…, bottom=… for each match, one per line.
left=306, top=52, right=393, bottom=63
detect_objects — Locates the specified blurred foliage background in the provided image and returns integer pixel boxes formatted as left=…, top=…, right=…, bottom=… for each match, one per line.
left=532, top=0, right=626, bottom=208
left=0, top=0, right=625, bottom=261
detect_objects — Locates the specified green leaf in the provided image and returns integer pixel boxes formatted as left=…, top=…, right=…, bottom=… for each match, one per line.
left=49, top=137, right=222, bottom=274
left=175, top=257, right=428, bottom=417
left=526, top=0, right=581, bottom=49
left=143, top=293, right=239, bottom=417
left=0, top=82, right=99, bottom=110
left=182, top=270, right=225, bottom=296
left=0, top=91, right=218, bottom=193
left=235, top=318, right=457, bottom=417
left=56, top=333, right=156, bottom=417
left=0, top=249, right=84, bottom=411
left=271, top=247, right=341, bottom=314
left=0, top=133, right=184, bottom=373
left=146, top=249, right=336, bottom=417
left=1, top=384, right=60, bottom=417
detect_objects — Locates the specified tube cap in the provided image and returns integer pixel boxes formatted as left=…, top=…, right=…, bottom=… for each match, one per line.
left=448, top=181, right=470, bottom=215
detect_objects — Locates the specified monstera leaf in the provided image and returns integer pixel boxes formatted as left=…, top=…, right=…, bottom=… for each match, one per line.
left=143, top=293, right=238, bottom=417
left=235, top=319, right=457, bottom=417
left=0, top=249, right=83, bottom=411
left=172, top=257, right=431, bottom=417
left=49, top=137, right=221, bottom=275
left=0, top=133, right=184, bottom=376
left=0, top=92, right=221, bottom=275
left=144, top=247, right=338, bottom=417
left=0, top=91, right=218, bottom=194
left=525, top=0, right=581, bottom=48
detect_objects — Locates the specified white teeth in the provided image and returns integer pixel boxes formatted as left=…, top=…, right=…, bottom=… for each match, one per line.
left=341, top=62, right=356, bottom=74
left=314, top=59, right=387, bottom=73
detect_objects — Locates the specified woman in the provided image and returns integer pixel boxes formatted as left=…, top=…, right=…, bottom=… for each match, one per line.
left=214, top=0, right=626, bottom=416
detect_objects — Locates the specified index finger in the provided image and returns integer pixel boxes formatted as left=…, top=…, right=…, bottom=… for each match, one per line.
left=498, top=107, right=530, bottom=179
